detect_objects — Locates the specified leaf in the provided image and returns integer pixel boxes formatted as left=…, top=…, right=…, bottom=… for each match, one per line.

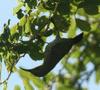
left=51, top=15, right=69, bottom=32
left=57, top=0, right=70, bottom=15
left=13, top=2, right=24, bottom=15
left=13, top=43, right=29, bottom=54
left=23, top=78, right=34, bottom=90
left=16, top=9, right=24, bottom=19
left=42, top=0, right=55, bottom=10
left=78, top=0, right=99, bottom=15
left=19, top=16, right=27, bottom=26
left=76, top=19, right=91, bottom=31
left=14, top=85, right=21, bottom=90
left=3, top=84, right=7, bottom=90
left=79, top=0, right=100, bottom=7
left=1, top=25, right=10, bottom=40
left=32, top=0, right=37, bottom=8
left=31, top=16, right=48, bottom=32
left=37, top=16, right=48, bottom=31
left=68, top=15, right=76, bottom=38
left=25, top=0, right=37, bottom=8
left=10, top=25, right=18, bottom=35
left=31, top=76, right=44, bottom=88
left=42, top=29, right=53, bottom=37
left=29, top=51, right=44, bottom=60
left=28, top=43, right=44, bottom=60
left=18, top=69, right=44, bottom=89
left=25, top=3, right=31, bottom=13
left=25, top=18, right=31, bottom=34
left=84, top=5, right=99, bottom=15
left=71, top=49, right=81, bottom=58
left=96, top=69, right=100, bottom=83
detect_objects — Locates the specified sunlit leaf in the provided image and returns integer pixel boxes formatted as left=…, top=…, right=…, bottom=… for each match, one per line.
left=18, top=69, right=44, bottom=89
left=96, top=69, right=100, bottom=83
left=10, top=25, right=18, bottom=35
left=19, top=16, right=27, bottom=26
left=13, top=2, right=24, bottom=15
left=68, top=15, right=76, bottom=38
left=14, top=85, right=21, bottom=90
left=25, top=18, right=31, bottom=34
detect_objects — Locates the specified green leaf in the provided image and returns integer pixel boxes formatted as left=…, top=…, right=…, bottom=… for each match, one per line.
left=19, top=16, right=27, bottom=26
left=32, top=0, right=37, bottom=8
left=71, top=49, right=81, bottom=58
left=84, top=5, right=99, bottom=15
left=3, top=84, right=7, bottom=90
left=25, top=18, right=31, bottom=34
left=42, top=0, right=55, bottom=10
left=57, top=0, right=70, bottom=15
left=14, top=85, right=21, bottom=90
left=1, top=25, right=10, bottom=41
left=68, top=15, right=76, bottom=38
left=29, top=51, right=44, bottom=60
left=16, top=9, right=24, bottom=19
left=23, top=78, right=34, bottom=90
left=10, top=25, right=18, bottom=35
left=37, top=16, right=48, bottom=31
left=31, top=16, right=48, bottom=32
left=25, top=0, right=37, bottom=8
left=18, top=69, right=44, bottom=89
left=42, top=29, right=53, bottom=37
left=96, top=69, right=100, bottom=83
left=76, top=19, right=91, bottom=31
left=31, top=76, right=44, bottom=88
left=78, top=0, right=99, bottom=15
left=13, top=43, right=29, bottom=54
left=28, top=43, right=44, bottom=60
left=51, top=15, right=69, bottom=32
left=13, top=2, right=24, bottom=15
left=25, top=3, right=31, bottom=13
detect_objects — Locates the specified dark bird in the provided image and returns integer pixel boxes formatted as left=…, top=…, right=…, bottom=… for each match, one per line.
left=21, top=33, right=83, bottom=77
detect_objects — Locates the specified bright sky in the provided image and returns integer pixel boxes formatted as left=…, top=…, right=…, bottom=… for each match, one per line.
left=0, top=0, right=100, bottom=90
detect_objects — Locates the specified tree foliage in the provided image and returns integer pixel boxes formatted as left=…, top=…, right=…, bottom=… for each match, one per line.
left=0, top=0, right=100, bottom=90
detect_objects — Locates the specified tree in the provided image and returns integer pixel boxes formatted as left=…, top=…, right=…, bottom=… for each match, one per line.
left=0, top=0, right=100, bottom=90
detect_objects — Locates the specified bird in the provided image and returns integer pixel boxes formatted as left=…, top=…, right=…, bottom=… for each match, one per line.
left=20, top=33, right=83, bottom=77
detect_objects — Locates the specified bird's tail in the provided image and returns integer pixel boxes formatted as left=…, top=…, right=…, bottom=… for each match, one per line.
left=20, top=65, right=48, bottom=77
left=72, top=33, right=83, bottom=44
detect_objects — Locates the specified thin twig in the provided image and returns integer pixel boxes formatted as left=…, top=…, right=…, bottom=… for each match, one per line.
left=0, top=54, right=25, bottom=85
